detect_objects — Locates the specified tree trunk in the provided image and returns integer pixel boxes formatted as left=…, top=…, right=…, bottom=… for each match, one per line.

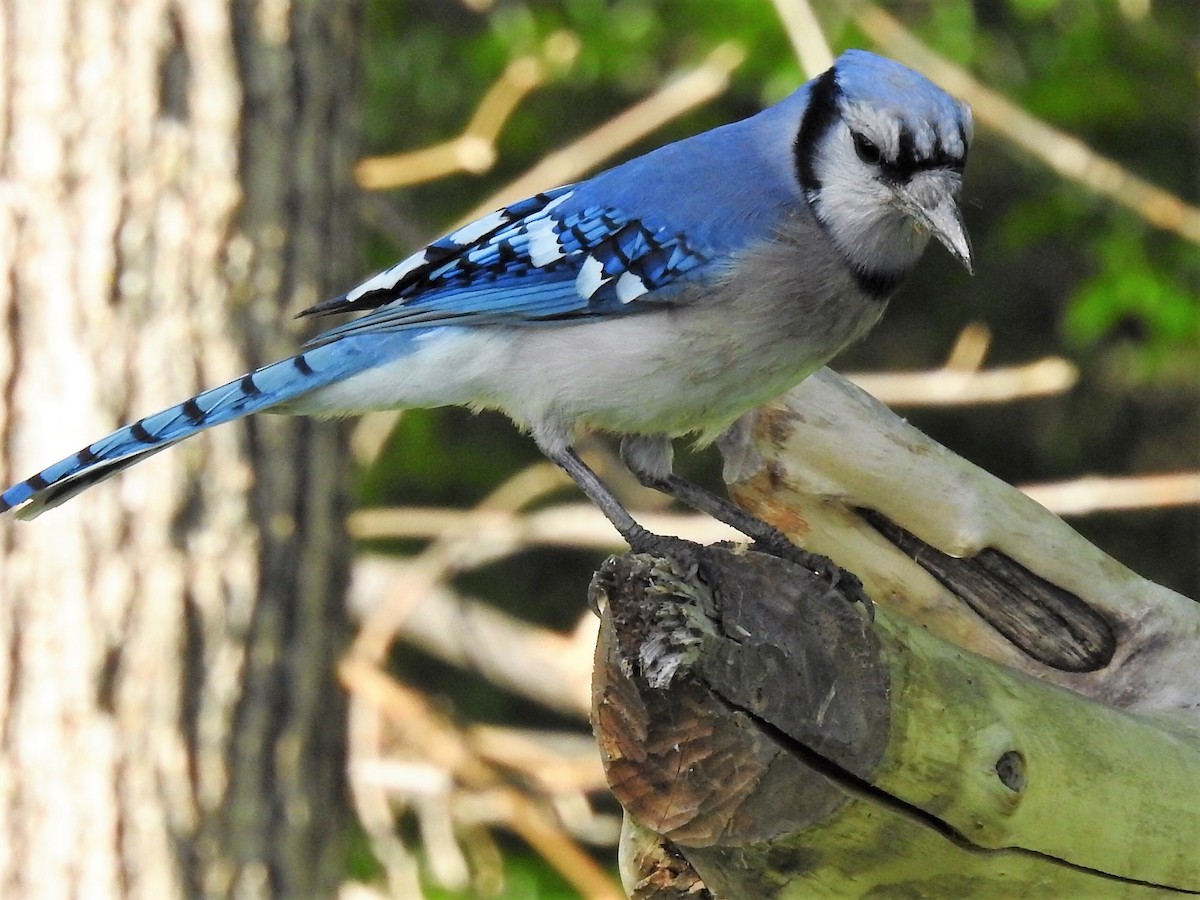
left=0, top=1, right=360, bottom=896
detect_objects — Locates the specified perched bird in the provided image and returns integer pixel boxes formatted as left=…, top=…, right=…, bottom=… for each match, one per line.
left=1, top=50, right=971, bottom=565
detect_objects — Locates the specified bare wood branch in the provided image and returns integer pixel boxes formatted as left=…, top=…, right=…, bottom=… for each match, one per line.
left=721, top=369, right=1200, bottom=710
left=847, top=356, right=1078, bottom=405
left=462, top=42, right=746, bottom=222
left=592, top=544, right=1200, bottom=894
left=770, top=0, right=834, bottom=76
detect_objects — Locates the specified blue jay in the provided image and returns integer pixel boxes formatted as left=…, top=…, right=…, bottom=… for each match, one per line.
left=1, top=50, right=971, bottom=566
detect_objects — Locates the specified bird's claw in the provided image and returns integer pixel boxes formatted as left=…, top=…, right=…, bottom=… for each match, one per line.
left=749, top=533, right=875, bottom=621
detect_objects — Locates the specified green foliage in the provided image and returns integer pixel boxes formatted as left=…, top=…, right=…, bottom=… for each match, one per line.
left=1066, top=223, right=1199, bottom=379
left=424, top=851, right=595, bottom=899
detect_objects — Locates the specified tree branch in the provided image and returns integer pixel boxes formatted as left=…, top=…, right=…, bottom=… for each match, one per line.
left=590, top=370, right=1200, bottom=894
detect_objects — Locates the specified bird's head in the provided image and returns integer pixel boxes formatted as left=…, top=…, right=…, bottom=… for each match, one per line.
left=797, top=49, right=973, bottom=296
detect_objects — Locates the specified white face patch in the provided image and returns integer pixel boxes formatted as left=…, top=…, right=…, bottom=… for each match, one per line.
left=809, top=120, right=934, bottom=276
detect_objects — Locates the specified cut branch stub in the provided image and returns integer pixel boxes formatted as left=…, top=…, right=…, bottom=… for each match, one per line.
left=589, top=545, right=888, bottom=852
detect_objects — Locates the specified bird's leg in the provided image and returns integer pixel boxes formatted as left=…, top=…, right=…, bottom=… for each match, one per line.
left=533, top=437, right=682, bottom=556
left=619, top=435, right=872, bottom=612
left=619, top=434, right=803, bottom=551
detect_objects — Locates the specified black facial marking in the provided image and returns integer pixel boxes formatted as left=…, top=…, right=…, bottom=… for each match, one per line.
left=853, top=266, right=905, bottom=301
left=878, top=126, right=967, bottom=183
left=896, top=129, right=917, bottom=173
left=795, top=67, right=840, bottom=194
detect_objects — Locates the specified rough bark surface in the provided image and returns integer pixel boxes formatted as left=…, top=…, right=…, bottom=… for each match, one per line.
left=0, top=1, right=360, bottom=896
left=595, top=543, right=1200, bottom=897
left=590, top=547, right=885, bottom=878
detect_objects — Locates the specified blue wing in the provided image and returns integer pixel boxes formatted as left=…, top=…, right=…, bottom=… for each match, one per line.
left=300, top=185, right=717, bottom=347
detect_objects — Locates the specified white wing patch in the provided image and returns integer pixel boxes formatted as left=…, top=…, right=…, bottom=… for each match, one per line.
left=346, top=252, right=427, bottom=302
left=526, top=218, right=566, bottom=266
left=540, top=190, right=574, bottom=214
left=575, top=255, right=610, bottom=300
left=447, top=208, right=508, bottom=245
left=615, top=271, right=649, bottom=304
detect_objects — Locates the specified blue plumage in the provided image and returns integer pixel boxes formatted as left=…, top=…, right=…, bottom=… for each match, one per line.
left=306, top=194, right=713, bottom=344
left=2, top=49, right=972, bottom=540
left=0, top=334, right=407, bottom=515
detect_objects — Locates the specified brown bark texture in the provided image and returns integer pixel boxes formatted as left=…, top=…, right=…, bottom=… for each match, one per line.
left=0, top=1, right=361, bottom=896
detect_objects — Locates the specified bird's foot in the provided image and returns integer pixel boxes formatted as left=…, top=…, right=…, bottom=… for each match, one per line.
left=622, top=523, right=873, bottom=620
left=588, top=525, right=709, bottom=618
left=625, top=524, right=703, bottom=560
left=749, top=529, right=875, bottom=620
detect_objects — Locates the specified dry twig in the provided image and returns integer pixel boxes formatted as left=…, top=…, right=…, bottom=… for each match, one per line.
left=1019, top=471, right=1200, bottom=517
left=771, top=0, right=834, bottom=76
left=340, top=658, right=622, bottom=898
left=848, top=357, right=1078, bottom=405
left=355, top=33, right=580, bottom=190
left=348, top=503, right=740, bottom=549
left=463, top=42, right=746, bottom=221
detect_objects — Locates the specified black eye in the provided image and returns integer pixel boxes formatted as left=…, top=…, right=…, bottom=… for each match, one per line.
left=852, top=132, right=882, bottom=165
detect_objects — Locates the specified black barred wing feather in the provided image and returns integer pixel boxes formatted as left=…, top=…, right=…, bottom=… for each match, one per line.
left=299, top=187, right=579, bottom=319
left=301, top=185, right=713, bottom=345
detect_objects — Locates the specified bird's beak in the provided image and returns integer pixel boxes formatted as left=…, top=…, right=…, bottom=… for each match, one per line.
left=895, top=173, right=973, bottom=274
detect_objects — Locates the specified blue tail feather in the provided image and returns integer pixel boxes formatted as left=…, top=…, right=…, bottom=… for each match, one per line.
left=1, top=342, right=376, bottom=519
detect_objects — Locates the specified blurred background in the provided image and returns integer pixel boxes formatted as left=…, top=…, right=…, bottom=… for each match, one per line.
left=334, top=1, right=1198, bottom=895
